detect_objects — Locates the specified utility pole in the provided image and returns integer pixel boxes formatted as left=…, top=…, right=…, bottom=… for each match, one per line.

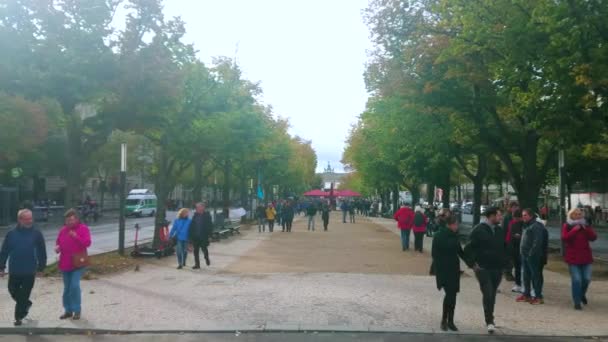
left=558, top=148, right=566, bottom=256
left=118, top=143, right=127, bottom=256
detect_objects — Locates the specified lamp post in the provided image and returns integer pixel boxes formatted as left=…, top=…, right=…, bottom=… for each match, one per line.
left=213, top=171, right=217, bottom=222
left=248, top=178, right=253, bottom=220
left=118, top=143, right=127, bottom=256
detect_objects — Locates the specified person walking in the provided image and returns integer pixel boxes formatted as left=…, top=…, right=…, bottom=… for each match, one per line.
left=506, top=210, right=524, bottom=293
left=189, top=203, right=213, bottom=269
left=516, top=209, right=546, bottom=305
left=562, top=208, right=597, bottom=310
left=321, top=204, right=330, bottom=231
left=170, top=208, right=191, bottom=269
left=265, top=204, right=277, bottom=233
left=56, top=209, right=91, bottom=321
left=412, top=206, right=428, bottom=253
left=502, top=202, right=519, bottom=282
left=340, top=201, right=348, bottom=223
left=256, top=204, right=266, bottom=233
left=393, top=204, right=415, bottom=251
left=283, top=202, right=295, bottom=232
left=464, top=207, right=506, bottom=334
left=307, top=202, right=317, bottom=231
left=0, top=209, right=47, bottom=326
left=349, top=202, right=356, bottom=223
left=432, top=216, right=465, bottom=332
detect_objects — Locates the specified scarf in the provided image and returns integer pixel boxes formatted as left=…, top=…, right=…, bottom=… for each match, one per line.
left=567, top=218, right=586, bottom=226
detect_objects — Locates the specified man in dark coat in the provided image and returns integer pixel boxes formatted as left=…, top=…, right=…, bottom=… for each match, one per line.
left=282, top=202, right=295, bottom=232
left=0, top=209, right=47, bottom=326
left=432, top=216, right=466, bottom=332
left=189, top=203, right=213, bottom=268
left=464, top=207, right=507, bottom=334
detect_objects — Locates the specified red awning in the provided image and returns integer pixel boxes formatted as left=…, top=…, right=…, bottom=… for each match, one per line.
left=303, top=189, right=329, bottom=197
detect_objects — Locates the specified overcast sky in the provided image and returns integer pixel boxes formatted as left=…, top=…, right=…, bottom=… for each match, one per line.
left=162, top=0, right=372, bottom=173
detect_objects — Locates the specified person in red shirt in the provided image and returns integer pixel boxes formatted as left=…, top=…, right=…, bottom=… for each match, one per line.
left=394, top=204, right=415, bottom=251
left=562, top=208, right=598, bottom=310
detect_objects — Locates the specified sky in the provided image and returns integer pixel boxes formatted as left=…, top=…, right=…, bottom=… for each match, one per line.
left=162, top=0, right=373, bottom=173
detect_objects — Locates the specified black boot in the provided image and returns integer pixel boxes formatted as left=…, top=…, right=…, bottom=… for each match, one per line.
left=440, top=304, right=448, bottom=331
left=447, top=307, right=458, bottom=331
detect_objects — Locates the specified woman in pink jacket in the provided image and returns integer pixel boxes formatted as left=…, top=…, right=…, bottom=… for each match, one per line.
left=55, top=209, right=91, bottom=320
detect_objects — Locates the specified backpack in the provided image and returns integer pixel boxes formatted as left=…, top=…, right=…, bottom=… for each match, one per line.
left=414, top=212, right=424, bottom=226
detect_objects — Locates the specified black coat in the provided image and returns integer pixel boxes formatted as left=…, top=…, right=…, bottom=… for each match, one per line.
left=432, top=227, right=465, bottom=293
left=189, top=212, right=213, bottom=245
left=464, top=222, right=507, bottom=270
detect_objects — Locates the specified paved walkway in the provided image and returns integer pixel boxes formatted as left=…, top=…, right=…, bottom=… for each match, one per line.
left=0, top=214, right=607, bottom=337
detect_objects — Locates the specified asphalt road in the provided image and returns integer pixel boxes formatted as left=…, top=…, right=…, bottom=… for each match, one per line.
left=0, top=211, right=177, bottom=259
left=460, top=214, right=608, bottom=261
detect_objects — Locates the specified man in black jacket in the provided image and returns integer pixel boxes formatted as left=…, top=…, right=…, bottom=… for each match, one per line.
left=464, top=207, right=506, bottom=334
left=189, top=203, right=213, bottom=269
left=517, top=209, right=547, bottom=305
left=0, top=209, right=47, bottom=326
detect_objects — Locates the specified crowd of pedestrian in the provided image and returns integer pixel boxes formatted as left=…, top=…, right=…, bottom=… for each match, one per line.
left=1, top=208, right=91, bottom=326
left=425, top=201, right=598, bottom=334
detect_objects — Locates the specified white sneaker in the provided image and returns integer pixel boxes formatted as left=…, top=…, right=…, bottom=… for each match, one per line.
left=487, top=324, right=496, bottom=334
left=512, top=285, right=522, bottom=293
left=531, top=289, right=536, bottom=297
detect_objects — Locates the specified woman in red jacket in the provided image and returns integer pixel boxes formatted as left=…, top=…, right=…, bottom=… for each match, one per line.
left=562, top=208, right=597, bottom=310
left=412, top=206, right=428, bottom=252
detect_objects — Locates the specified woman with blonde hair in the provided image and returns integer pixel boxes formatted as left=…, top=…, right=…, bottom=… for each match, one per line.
left=170, top=208, right=191, bottom=269
left=562, top=207, right=597, bottom=310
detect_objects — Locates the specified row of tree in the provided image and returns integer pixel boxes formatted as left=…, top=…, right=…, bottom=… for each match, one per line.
left=342, top=0, right=608, bottom=224
left=0, top=0, right=318, bottom=244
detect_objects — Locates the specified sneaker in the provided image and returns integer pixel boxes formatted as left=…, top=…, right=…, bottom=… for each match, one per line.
left=581, top=296, right=588, bottom=305
left=511, top=285, right=522, bottom=293
left=14, top=319, right=22, bottom=326
left=574, top=303, right=582, bottom=310
left=487, top=324, right=496, bottom=334
left=529, top=297, right=544, bottom=305
left=192, top=265, right=200, bottom=270
left=516, top=295, right=531, bottom=302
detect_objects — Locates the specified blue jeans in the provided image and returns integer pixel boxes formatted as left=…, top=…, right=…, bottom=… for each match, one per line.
left=308, top=215, right=315, bottom=230
left=522, top=256, right=543, bottom=299
left=569, top=264, right=592, bottom=305
left=400, top=229, right=411, bottom=250
left=62, top=268, right=86, bottom=314
left=176, top=240, right=188, bottom=266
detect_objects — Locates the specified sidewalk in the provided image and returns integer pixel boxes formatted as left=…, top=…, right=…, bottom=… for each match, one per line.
left=1, top=215, right=607, bottom=336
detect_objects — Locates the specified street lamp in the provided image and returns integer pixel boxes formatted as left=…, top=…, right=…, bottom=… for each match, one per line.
left=213, top=171, right=217, bottom=222
left=118, top=143, right=127, bottom=256
left=248, top=178, right=253, bottom=220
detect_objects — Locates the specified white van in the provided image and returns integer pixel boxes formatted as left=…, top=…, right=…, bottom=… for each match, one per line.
left=125, top=189, right=157, bottom=217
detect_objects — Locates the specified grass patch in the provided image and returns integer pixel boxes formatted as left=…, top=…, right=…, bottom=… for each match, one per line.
left=43, top=249, right=141, bottom=280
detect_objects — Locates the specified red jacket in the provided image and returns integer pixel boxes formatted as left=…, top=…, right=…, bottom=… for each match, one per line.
left=394, top=207, right=414, bottom=230
left=561, top=223, right=597, bottom=265
left=412, top=213, right=428, bottom=233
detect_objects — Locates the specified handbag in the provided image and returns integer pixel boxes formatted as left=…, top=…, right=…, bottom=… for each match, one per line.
left=72, top=251, right=90, bottom=268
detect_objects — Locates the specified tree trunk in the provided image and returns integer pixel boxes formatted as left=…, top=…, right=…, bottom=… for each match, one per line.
left=193, top=159, right=203, bottom=203
left=473, top=175, right=484, bottom=225
left=153, top=144, right=172, bottom=248
left=65, top=115, right=83, bottom=207
left=426, top=184, right=434, bottom=206
left=392, top=185, right=399, bottom=214
left=222, top=159, right=231, bottom=218
left=410, top=185, right=421, bottom=208
left=485, top=183, right=490, bottom=205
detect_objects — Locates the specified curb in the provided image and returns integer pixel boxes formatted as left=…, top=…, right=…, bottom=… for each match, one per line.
left=0, top=326, right=606, bottom=338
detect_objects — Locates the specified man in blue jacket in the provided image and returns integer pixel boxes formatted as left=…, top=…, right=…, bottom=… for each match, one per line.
left=0, top=209, right=47, bottom=326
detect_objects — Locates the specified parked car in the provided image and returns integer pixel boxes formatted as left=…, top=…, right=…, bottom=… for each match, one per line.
left=462, top=202, right=473, bottom=214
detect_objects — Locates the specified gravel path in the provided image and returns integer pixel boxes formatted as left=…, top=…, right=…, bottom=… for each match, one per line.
left=1, top=214, right=607, bottom=336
